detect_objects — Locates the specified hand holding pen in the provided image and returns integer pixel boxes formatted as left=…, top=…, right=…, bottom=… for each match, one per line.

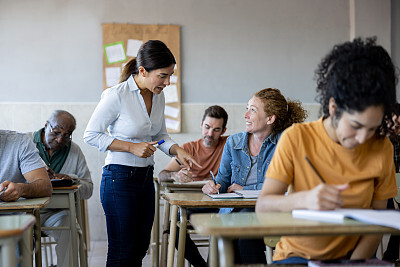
left=209, top=171, right=220, bottom=194
left=173, top=158, right=194, bottom=183
left=304, top=156, right=349, bottom=210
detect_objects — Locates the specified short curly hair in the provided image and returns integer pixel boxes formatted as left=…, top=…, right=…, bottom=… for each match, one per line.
left=315, top=37, right=398, bottom=135
left=254, top=88, right=307, bottom=135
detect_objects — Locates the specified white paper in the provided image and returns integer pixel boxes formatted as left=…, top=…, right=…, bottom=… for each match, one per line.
left=292, top=208, right=400, bottom=229
left=105, top=67, right=121, bottom=87
left=105, top=43, right=126, bottom=64
left=126, top=39, right=143, bottom=57
left=164, top=105, right=179, bottom=118
left=234, top=190, right=261, bottom=199
left=165, top=118, right=180, bottom=130
left=170, top=75, right=178, bottom=84
left=164, top=85, right=179, bottom=103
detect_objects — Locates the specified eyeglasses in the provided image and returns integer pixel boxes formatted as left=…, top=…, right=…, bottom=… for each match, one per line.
left=47, top=121, right=72, bottom=141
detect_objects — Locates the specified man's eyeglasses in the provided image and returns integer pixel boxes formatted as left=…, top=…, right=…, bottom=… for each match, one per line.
left=47, top=122, right=72, bottom=141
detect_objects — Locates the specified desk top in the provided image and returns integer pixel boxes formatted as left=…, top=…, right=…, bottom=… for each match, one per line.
left=52, top=185, right=79, bottom=190
left=190, top=212, right=400, bottom=238
left=0, top=214, right=36, bottom=238
left=162, top=193, right=256, bottom=208
left=0, top=197, right=50, bottom=210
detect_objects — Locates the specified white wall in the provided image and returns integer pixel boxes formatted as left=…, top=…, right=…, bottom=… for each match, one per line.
left=0, top=0, right=396, bottom=241
left=0, top=0, right=394, bottom=103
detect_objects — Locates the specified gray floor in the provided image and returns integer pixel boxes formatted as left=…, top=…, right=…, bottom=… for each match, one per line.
left=88, top=240, right=209, bottom=267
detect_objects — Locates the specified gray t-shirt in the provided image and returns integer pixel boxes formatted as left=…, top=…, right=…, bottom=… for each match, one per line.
left=0, top=130, right=44, bottom=183
left=245, top=155, right=258, bottom=186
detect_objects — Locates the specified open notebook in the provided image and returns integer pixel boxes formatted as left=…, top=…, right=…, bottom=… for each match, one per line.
left=206, top=190, right=261, bottom=199
left=292, top=209, right=400, bottom=230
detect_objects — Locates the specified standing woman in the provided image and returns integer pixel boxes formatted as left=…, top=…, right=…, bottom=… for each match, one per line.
left=84, top=40, right=200, bottom=266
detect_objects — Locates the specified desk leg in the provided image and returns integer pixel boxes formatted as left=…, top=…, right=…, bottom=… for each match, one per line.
left=68, top=191, right=79, bottom=267
left=153, top=179, right=160, bottom=267
left=20, top=225, right=33, bottom=267
left=2, top=238, right=17, bottom=267
left=76, top=194, right=87, bottom=267
left=218, top=238, right=234, bottom=267
left=209, top=236, right=217, bottom=267
left=160, top=188, right=171, bottom=267
left=177, top=207, right=187, bottom=267
left=33, top=208, right=42, bottom=267
left=167, top=205, right=178, bottom=267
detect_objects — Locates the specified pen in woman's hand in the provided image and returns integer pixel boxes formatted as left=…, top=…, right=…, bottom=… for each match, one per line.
left=154, top=139, right=165, bottom=147
left=305, top=156, right=326, bottom=184
left=0, top=186, right=7, bottom=196
left=210, top=171, right=219, bottom=194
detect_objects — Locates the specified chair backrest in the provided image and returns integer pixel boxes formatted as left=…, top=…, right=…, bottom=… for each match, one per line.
left=395, top=173, right=400, bottom=204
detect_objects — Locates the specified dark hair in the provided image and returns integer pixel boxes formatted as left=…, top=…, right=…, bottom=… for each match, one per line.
left=315, top=37, right=398, bottom=135
left=202, top=105, right=229, bottom=129
left=254, top=88, right=307, bottom=135
left=119, top=40, right=176, bottom=83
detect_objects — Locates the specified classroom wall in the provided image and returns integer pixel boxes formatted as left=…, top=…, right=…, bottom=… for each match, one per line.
left=0, top=0, right=396, bottom=241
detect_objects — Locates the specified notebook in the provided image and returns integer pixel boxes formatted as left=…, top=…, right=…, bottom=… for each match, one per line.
left=292, top=208, right=400, bottom=230
left=206, top=190, right=261, bottom=199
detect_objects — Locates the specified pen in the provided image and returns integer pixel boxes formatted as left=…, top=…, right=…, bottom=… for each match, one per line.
left=154, top=139, right=165, bottom=147
left=209, top=170, right=220, bottom=194
left=0, top=186, right=7, bottom=196
left=175, top=158, right=182, bottom=166
left=305, top=156, right=326, bottom=183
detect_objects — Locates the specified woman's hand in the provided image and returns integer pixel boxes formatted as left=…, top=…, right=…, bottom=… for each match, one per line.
left=305, top=183, right=349, bottom=210
left=129, top=141, right=158, bottom=158
left=171, top=145, right=202, bottom=170
left=202, top=180, right=221, bottom=194
left=227, top=183, right=243, bottom=193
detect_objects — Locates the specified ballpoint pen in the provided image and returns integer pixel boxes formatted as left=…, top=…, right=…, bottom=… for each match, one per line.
left=0, top=186, right=7, bottom=196
left=154, top=139, right=165, bottom=147
left=305, top=156, right=326, bottom=184
left=210, top=170, right=219, bottom=194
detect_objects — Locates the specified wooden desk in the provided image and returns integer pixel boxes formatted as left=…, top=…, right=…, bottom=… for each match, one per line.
left=0, top=197, right=50, bottom=267
left=0, top=214, right=36, bottom=267
left=43, top=185, right=87, bottom=267
left=190, top=212, right=400, bottom=267
left=161, top=192, right=256, bottom=267
left=154, top=179, right=206, bottom=267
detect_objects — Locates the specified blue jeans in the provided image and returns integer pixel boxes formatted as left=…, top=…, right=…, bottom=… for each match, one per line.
left=101, top=164, right=155, bottom=267
left=273, top=256, right=308, bottom=264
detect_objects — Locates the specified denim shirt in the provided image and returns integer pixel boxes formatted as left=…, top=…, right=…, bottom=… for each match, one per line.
left=216, top=131, right=281, bottom=213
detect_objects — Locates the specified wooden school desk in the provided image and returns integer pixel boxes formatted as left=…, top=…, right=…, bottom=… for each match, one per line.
left=0, top=214, right=36, bottom=267
left=154, top=178, right=206, bottom=267
left=43, top=185, right=87, bottom=267
left=161, top=192, right=256, bottom=267
left=190, top=212, right=400, bottom=267
left=0, top=197, right=50, bottom=267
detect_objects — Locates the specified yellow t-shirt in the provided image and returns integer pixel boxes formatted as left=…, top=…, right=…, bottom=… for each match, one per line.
left=266, top=118, right=397, bottom=261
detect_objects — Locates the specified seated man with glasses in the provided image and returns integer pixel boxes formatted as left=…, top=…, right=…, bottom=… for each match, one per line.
left=27, top=110, right=93, bottom=267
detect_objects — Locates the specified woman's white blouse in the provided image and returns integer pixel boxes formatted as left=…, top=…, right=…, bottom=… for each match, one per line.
left=84, top=75, right=175, bottom=167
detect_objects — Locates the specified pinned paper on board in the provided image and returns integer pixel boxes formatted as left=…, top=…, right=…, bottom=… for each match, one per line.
left=170, top=75, right=178, bottom=84
left=105, top=67, right=121, bottom=87
left=164, top=85, right=179, bottom=103
left=165, top=105, right=179, bottom=118
left=104, top=41, right=127, bottom=64
left=165, top=118, right=180, bottom=131
left=126, top=39, right=143, bottom=57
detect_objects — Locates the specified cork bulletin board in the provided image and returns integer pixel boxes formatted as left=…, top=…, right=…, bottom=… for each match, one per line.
left=102, top=23, right=181, bottom=133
